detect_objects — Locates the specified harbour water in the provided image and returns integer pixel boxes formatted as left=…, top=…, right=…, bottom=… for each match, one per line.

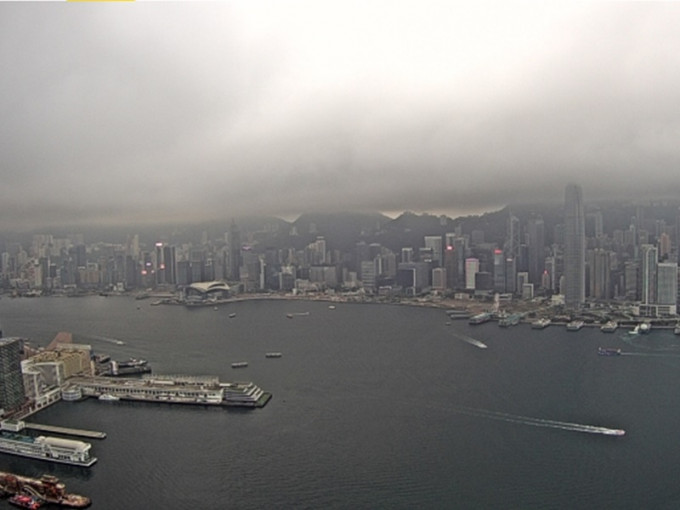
left=2, top=296, right=680, bottom=509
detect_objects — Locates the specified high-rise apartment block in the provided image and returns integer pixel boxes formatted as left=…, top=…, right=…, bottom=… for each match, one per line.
left=465, top=258, right=479, bottom=290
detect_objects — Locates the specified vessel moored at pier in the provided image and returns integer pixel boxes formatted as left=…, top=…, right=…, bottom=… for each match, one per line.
left=566, top=320, right=584, bottom=331
left=629, top=322, right=651, bottom=335
left=0, top=471, right=91, bottom=508
left=498, top=313, right=522, bottom=327
left=103, top=358, right=152, bottom=376
left=468, top=313, right=491, bottom=325
left=531, top=318, right=551, bottom=329
left=0, top=432, right=97, bottom=467
left=600, top=321, right=618, bottom=333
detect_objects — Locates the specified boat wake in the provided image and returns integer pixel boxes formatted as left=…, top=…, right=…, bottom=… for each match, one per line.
left=452, top=407, right=625, bottom=436
left=450, top=332, right=487, bottom=349
left=89, top=335, right=125, bottom=345
left=619, top=352, right=680, bottom=358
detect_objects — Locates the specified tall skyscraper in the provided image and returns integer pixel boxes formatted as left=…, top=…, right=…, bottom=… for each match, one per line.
left=657, top=262, right=678, bottom=307
left=527, top=215, right=545, bottom=285
left=493, top=249, right=506, bottom=292
left=505, top=214, right=520, bottom=262
left=588, top=248, right=611, bottom=300
left=641, top=244, right=658, bottom=305
left=227, top=221, right=241, bottom=281
left=564, top=184, right=586, bottom=308
left=424, top=236, right=443, bottom=267
left=0, top=337, right=26, bottom=413
left=465, top=258, right=479, bottom=290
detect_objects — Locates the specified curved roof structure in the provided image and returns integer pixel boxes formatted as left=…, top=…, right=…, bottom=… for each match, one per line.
left=187, top=281, right=230, bottom=294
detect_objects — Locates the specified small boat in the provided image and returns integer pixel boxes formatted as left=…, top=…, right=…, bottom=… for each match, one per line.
left=214, top=306, right=218, bottom=311
left=98, top=393, right=120, bottom=401
left=600, top=321, right=618, bottom=333
left=265, top=352, right=283, bottom=358
left=328, top=305, right=336, bottom=310
left=229, top=313, right=236, bottom=318
left=469, top=313, right=491, bottom=325
left=115, top=358, right=148, bottom=368
left=674, top=323, right=680, bottom=335
left=531, top=318, right=551, bottom=329
left=598, top=347, right=622, bottom=356
left=499, top=313, right=521, bottom=327
left=566, top=320, right=584, bottom=331
left=231, top=362, right=248, bottom=368
left=287, top=312, right=310, bottom=318
left=630, top=322, right=651, bottom=335
left=8, top=494, right=41, bottom=510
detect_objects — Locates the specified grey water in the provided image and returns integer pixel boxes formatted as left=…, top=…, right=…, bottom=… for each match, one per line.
left=2, top=296, right=680, bottom=509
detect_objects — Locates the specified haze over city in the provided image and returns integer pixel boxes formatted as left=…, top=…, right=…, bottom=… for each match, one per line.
left=2, top=2, right=680, bottom=231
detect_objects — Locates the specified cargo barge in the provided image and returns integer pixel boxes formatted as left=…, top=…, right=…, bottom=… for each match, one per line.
left=0, top=471, right=91, bottom=508
left=0, top=432, right=96, bottom=467
left=68, top=374, right=271, bottom=408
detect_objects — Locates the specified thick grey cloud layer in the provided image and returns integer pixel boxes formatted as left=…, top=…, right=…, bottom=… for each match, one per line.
left=2, top=2, right=680, bottom=230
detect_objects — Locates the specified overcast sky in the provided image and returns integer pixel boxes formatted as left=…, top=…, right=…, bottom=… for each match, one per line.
left=2, top=2, right=680, bottom=231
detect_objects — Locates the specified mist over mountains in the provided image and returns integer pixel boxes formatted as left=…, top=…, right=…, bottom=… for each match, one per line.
left=3, top=199, right=678, bottom=253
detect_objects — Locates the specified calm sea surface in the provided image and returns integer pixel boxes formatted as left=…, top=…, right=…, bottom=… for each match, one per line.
left=2, top=296, right=680, bottom=509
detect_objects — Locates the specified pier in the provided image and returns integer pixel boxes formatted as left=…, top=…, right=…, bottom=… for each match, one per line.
left=23, top=423, right=106, bottom=439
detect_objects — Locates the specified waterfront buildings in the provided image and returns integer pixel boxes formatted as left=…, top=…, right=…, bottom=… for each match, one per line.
left=563, top=184, right=586, bottom=309
left=2, top=186, right=680, bottom=317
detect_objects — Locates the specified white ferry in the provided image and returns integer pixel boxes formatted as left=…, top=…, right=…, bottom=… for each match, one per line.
left=469, top=313, right=491, bottom=325
left=499, top=313, right=522, bottom=327
left=629, top=322, right=651, bottom=335
left=531, top=318, right=551, bottom=329
left=600, top=321, right=618, bottom=333
left=0, top=432, right=97, bottom=467
left=566, top=320, right=585, bottom=331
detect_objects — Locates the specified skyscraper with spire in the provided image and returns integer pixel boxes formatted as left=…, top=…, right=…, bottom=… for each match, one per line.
left=563, top=184, right=585, bottom=309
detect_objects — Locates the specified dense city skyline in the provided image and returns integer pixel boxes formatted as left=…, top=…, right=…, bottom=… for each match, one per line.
left=2, top=3, right=680, bottom=231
